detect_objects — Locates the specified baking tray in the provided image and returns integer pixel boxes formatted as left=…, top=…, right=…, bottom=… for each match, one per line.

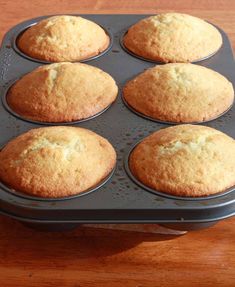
left=0, top=14, right=235, bottom=231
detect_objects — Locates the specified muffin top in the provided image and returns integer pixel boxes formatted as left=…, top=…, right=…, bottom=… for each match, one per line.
left=123, top=13, right=222, bottom=63
left=129, top=125, right=235, bottom=197
left=123, top=63, right=234, bottom=123
left=7, top=62, right=118, bottom=123
left=17, top=15, right=110, bottom=62
left=0, top=126, right=116, bottom=198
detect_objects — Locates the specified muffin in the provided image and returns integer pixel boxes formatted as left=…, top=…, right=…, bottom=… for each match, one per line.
left=17, top=15, right=110, bottom=62
left=129, top=125, right=235, bottom=197
left=123, top=13, right=222, bottom=63
left=123, top=63, right=234, bottom=123
left=7, top=62, right=118, bottom=123
left=0, top=126, right=116, bottom=198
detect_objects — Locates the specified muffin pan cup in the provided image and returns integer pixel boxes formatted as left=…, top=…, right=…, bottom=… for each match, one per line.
left=124, top=141, right=235, bottom=201
left=121, top=91, right=234, bottom=125
left=13, top=21, right=113, bottom=64
left=0, top=165, right=116, bottom=201
left=0, top=15, right=235, bottom=231
left=120, top=29, right=223, bottom=64
left=2, top=80, right=114, bottom=125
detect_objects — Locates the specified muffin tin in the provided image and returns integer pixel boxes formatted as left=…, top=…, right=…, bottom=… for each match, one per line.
left=0, top=14, right=235, bottom=231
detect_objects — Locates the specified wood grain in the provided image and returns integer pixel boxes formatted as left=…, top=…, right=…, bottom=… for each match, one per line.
left=0, top=0, right=235, bottom=286
left=0, top=216, right=235, bottom=287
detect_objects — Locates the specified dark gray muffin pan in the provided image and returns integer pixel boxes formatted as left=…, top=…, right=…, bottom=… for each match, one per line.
left=0, top=15, right=235, bottom=231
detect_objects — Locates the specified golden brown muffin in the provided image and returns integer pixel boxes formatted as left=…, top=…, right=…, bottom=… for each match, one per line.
left=123, top=13, right=222, bottom=63
left=7, top=62, right=118, bottom=123
left=17, top=15, right=110, bottom=62
left=123, top=63, right=234, bottom=123
left=0, top=126, right=116, bottom=198
left=129, top=125, right=235, bottom=197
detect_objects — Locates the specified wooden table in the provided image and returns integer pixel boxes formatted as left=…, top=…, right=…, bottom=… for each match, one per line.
left=0, top=1, right=235, bottom=286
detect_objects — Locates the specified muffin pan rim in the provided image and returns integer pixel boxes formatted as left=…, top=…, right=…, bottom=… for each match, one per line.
left=119, top=24, right=223, bottom=64
left=2, top=79, right=116, bottom=125
left=12, top=21, right=114, bottom=64
left=124, top=140, right=235, bottom=201
left=0, top=209, right=234, bottom=224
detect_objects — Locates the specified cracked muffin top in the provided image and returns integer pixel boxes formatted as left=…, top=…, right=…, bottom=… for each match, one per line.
left=123, top=13, right=222, bottom=63
left=0, top=126, right=116, bottom=198
left=7, top=62, right=118, bottom=123
left=123, top=63, right=234, bottom=123
left=129, top=125, right=235, bottom=197
left=17, top=15, right=110, bottom=62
